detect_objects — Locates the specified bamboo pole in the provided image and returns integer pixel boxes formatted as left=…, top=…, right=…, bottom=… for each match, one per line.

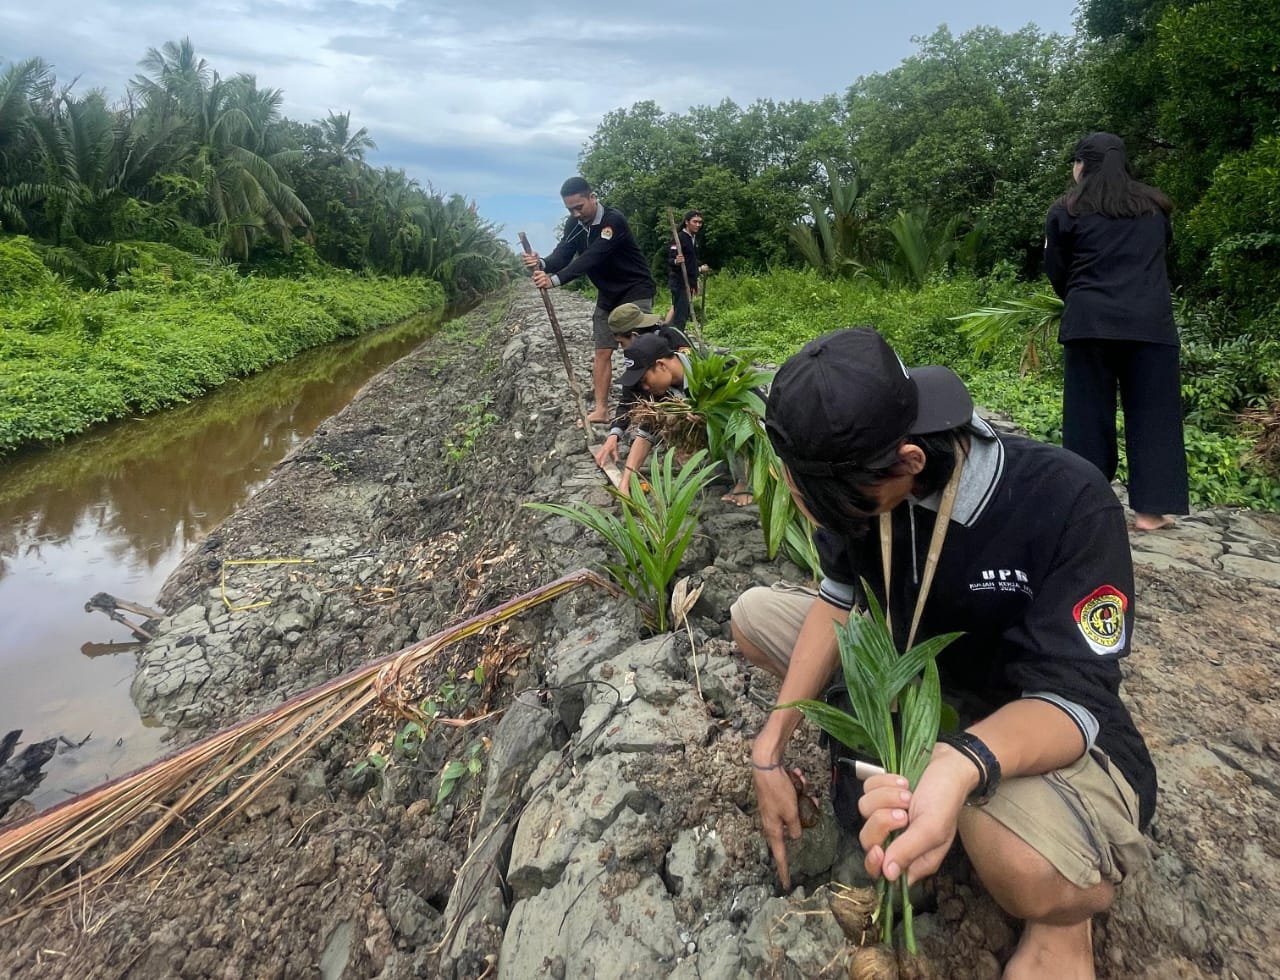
left=517, top=231, right=593, bottom=451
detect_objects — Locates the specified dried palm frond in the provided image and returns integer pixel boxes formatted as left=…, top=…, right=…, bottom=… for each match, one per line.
left=1240, top=399, right=1280, bottom=473
left=0, top=568, right=614, bottom=922
left=627, top=398, right=708, bottom=455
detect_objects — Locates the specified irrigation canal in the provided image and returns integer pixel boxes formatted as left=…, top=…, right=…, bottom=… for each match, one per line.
left=0, top=308, right=459, bottom=810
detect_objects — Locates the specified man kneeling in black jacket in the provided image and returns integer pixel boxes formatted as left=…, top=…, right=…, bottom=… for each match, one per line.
left=736, top=327, right=1155, bottom=978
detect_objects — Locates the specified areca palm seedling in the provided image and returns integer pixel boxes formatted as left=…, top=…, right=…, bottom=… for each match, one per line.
left=778, top=586, right=961, bottom=956
left=525, top=449, right=719, bottom=632
left=625, top=348, right=822, bottom=579
left=951, top=291, right=1064, bottom=375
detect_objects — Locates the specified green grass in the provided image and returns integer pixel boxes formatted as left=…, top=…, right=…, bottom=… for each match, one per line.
left=0, top=237, right=444, bottom=454
left=703, top=268, right=1279, bottom=511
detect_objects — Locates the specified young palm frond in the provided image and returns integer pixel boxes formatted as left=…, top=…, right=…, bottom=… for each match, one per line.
left=526, top=450, right=719, bottom=632
left=789, top=161, right=870, bottom=278
left=0, top=569, right=613, bottom=922
left=626, top=349, right=822, bottom=578
left=884, top=207, right=962, bottom=288
left=951, top=292, right=1064, bottom=374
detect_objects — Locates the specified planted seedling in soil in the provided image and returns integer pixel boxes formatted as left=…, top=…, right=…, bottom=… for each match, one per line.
left=525, top=448, right=719, bottom=632
left=778, top=584, right=961, bottom=956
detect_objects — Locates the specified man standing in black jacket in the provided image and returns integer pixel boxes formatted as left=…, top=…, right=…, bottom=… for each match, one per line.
left=666, top=209, right=703, bottom=330
left=523, top=177, right=656, bottom=424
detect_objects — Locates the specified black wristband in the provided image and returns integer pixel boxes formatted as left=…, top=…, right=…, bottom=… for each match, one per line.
left=938, top=731, right=1002, bottom=806
left=751, top=759, right=785, bottom=772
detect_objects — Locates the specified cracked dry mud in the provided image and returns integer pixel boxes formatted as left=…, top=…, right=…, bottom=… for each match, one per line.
left=2, top=287, right=1278, bottom=979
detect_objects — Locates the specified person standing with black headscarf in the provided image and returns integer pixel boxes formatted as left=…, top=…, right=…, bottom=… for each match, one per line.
left=1044, top=132, right=1189, bottom=531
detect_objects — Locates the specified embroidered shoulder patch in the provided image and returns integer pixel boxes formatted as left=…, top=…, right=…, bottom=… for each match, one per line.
left=1072, top=585, right=1128, bottom=655
left=600, top=226, right=613, bottom=240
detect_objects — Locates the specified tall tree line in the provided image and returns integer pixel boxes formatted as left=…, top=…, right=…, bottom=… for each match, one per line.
left=580, top=5, right=1279, bottom=318
left=0, top=39, right=515, bottom=298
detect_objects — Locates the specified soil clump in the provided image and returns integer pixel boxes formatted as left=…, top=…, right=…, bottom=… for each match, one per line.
left=2, top=288, right=1278, bottom=979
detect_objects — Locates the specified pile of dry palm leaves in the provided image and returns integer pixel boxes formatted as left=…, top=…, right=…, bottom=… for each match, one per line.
left=626, top=398, right=709, bottom=455
left=1241, top=399, right=1280, bottom=473
left=0, top=569, right=613, bottom=924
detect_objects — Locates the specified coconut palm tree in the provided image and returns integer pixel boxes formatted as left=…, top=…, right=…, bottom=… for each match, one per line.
left=130, top=38, right=211, bottom=131
left=129, top=40, right=311, bottom=259
left=315, top=110, right=377, bottom=171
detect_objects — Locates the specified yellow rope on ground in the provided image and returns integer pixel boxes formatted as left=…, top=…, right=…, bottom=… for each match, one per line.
left=219, top=557, right=317, bottom=611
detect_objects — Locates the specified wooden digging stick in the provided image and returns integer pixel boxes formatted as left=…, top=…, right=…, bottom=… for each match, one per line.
left=667, top=207, right=702, bottom=341
left=518, top=231, right=593, bottom=450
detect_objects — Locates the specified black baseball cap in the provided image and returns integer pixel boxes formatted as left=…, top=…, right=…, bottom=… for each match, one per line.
left=1073, top=132, right=1126, bottom=164
left=765, top=327, right=974, bottom=476
left=620, top=333, right=673, bottom=387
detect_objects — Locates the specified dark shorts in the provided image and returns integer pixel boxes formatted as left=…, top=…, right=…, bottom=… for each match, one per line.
left=594, top=297, right=652, bottom=349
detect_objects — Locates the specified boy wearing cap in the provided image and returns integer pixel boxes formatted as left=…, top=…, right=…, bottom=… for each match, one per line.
left=594, top=333, right=690, bottom=490
left=607, top=302, right=693, bottom=354
left=595, top=333, right=754, bottom=503
left=733, top=327, right=1154, bottom=977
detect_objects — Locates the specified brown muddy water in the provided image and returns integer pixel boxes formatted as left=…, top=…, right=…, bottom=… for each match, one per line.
left=0, top=309, right=456, bottom=810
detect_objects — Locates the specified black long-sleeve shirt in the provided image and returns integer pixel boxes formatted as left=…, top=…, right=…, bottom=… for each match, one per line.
left=667, top=228, right=699, bottom=293
left=1044, top=204, right=1177, bottom=346
left=542, top=206, right=655, bottom=311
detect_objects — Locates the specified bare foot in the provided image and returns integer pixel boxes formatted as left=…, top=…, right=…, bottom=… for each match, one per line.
left=583, top=411, right=609, bottom=426
left=720, top=488, right=754, bottom=507
left=1004, top=920, right=1094, bottom=979
left=1132, top=512, right=1176, bottom=532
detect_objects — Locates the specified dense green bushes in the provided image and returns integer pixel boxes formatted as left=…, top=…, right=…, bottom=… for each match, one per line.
left=704, top=269, right=1280, bottom=511
left=0, top=236, right=443, bottom=453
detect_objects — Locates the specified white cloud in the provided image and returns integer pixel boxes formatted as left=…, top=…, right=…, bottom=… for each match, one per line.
left=3, top=0, right=1077, bottom=241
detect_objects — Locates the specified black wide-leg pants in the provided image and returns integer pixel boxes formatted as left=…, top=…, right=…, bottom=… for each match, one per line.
left=1062, top=339, right=1190, bottom=515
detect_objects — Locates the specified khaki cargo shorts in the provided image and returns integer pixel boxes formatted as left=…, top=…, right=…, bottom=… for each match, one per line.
left=730, top=582, right=1150, bottom=889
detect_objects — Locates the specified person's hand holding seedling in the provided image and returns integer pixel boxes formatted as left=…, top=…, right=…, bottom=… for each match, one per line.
left=778, top=585, right=962, bottom=953
left=858, top=742, right=978, bottom=887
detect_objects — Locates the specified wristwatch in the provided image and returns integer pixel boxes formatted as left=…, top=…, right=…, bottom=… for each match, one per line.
left=937, top=730, right=1002, bottom=806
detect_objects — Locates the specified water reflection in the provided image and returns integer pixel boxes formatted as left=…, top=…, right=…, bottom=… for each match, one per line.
left=0, top=309, right=453, bottom=809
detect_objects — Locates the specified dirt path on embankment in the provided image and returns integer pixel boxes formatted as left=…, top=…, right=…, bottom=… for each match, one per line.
left=2, top=286, right=1279, bottom=979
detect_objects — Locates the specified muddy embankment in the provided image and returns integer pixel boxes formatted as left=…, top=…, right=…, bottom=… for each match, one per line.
left=4, top=287, right=1280, bottom=979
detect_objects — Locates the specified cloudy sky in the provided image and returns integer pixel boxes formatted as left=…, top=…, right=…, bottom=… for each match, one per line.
left=3, top=0, right=1078, bottom=247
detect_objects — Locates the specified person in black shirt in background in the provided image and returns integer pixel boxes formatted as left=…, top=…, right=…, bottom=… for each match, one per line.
left=665, top=210, right=704, bottom=330
left=1044, top=132, right=1189, bottom=532
left=732, top=327, right=1155, bottom=979
left=523, top=177, right=656, bottom=424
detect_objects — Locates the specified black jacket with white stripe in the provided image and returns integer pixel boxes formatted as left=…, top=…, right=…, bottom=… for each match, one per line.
left=542, top=206, right=655, bottom=310
left=815, top=423, right=1157, bottom=826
